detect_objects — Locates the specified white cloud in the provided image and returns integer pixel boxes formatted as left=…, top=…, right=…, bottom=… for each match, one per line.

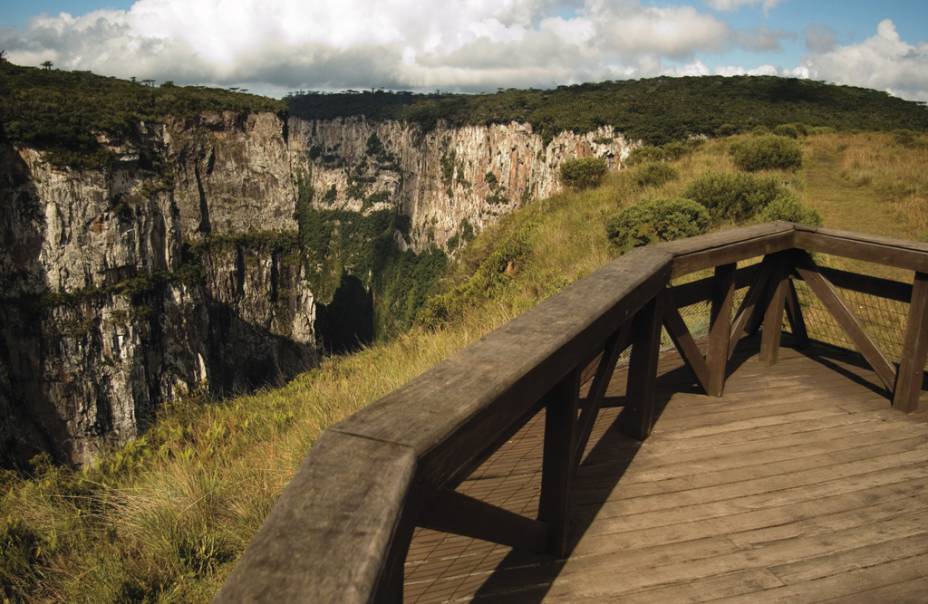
left=802, top=19, right=928, bottom=102
left=0, top=0, right=736, bottom=93
left=3, top=3, right=926, bottom=104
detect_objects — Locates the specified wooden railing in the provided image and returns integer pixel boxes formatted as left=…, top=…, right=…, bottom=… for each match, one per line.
left=215, top=222, right=928, bottom=603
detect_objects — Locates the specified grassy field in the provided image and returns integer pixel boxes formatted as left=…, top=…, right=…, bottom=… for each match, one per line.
left=2, top=129, right=927, bottom=602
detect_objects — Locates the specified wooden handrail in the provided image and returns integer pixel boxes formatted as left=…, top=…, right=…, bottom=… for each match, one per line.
left=216, top=222, right=928, bottom=603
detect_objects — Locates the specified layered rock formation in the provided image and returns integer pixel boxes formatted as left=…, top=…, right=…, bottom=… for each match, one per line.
left=0, top=110, right=631, bottom=466
left=290, top=118, right=630, bottom=250
left=0, top=113, right=314, bottom=465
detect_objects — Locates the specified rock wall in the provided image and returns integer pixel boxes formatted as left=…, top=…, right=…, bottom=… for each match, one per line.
left=0, top=109, right=632, bottom=466
left=288, top=118, right=632, bottom=250
left=0, top=114, right=314, bottom=466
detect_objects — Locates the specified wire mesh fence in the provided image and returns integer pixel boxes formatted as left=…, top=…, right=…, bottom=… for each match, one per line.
left=794, top=279, right=908, bottom=363
left=665, top=253, right=911, bottom=365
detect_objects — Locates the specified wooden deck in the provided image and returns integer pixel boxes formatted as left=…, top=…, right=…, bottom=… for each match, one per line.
left=404, top=337, right=928, bottom=603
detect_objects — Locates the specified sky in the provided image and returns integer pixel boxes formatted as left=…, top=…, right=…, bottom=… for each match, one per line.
left=1, top=0, right=927, bottom=101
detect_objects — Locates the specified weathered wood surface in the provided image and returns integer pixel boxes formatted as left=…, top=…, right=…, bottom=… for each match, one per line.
left=759, top=258, right=788, bottom=365
left=667, top=263, right=758, bottom=308
left=660, top=221, right=795, bottom=277
left=794, top=225, right=928, bottom=273
left=332, top=246, right=672, bottom=488
left=404, top=340, right=928, bottom=603
left=662, top=303, right=711, bottom=394
left=813, top=265, right=912, bottom=303
left=216, top=431, right=416, bottom=603
left=894, top=272, right=928, bottom=412
left=708, top=263, right=736, bottom=393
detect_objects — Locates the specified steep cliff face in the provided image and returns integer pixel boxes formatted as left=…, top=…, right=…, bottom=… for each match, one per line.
left=0, top=113, right=315, bottom=466
left=289, top=117, right=631, bottom=251
left=1, top=109, right=632, bottom=466
left=166, top=112, right=297, bottom=239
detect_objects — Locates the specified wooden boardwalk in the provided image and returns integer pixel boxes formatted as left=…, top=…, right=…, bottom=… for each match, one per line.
left=404, top=337, right=928, bottom=603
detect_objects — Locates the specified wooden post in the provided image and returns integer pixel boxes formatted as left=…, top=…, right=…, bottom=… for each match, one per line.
left=708, top=263, right=736, bottom=396
left=621, top=295, right=663, bottom=441
left=538, top=368, right=581, bottom=557
left=893, top=272, right=928, bottom=412
left=760, top=260, right=788, bottom=365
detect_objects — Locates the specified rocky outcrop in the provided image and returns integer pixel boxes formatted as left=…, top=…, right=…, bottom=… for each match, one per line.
left=1, top=108, right=632, bottom=466
left=289, top=118, right=631, bottom=250
left=0, top=114, right=314, bottom=466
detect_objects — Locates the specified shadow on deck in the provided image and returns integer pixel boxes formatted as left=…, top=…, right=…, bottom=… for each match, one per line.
left=404, top=336, right=928, bottom=603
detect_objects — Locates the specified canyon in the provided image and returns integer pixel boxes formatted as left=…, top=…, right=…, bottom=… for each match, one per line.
left=0, top=110, right=631, bottom=465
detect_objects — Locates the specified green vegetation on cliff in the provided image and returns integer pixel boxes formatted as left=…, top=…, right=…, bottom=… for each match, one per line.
left=295, top=173, right=447, bottom=340
left=286, top=76, right=928, bottom=144
left=0, top=62, right=284, bottom=168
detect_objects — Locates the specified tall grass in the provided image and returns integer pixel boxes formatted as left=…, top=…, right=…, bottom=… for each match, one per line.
left=4, top=130, right=927, bottom=602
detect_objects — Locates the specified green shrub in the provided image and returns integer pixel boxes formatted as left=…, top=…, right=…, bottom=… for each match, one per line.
left=626, top=139, right=703, bottom=166
left=626, top=146, right=665, bottom=166
left=684, top=172, right=790, bottom=222
left=751, top=125, right=770, bottom=135
left=418, top=229, right=530, bottom=328
left=663, top=139, right=703, bottom=160
left=560, top=157, right=608, bottom=190
left=758, top=193, right=822, bottom=226
left=773, top=124, right=801, bottom=138
left=633, top=162, right=678, bottom=188
left=730, top=135, right=803, bottom=171
left=606, top=198, right=710, bottom=250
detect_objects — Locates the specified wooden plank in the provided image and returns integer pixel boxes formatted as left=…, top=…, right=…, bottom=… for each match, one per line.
left=714, top=554, right=928, bottom=604
left=662, top=304, right=711, bottom=394
left=576, top=323, right=633, bottom=459
left=538, top=369, right=581, bottom=557
left=793, top=252, right=897, bottom=393
left=784, top=278, right=809, bottom=349
left=621, top=295, right=664, bottom=440
left=660, top=222, right=796, bottom=277
left=417, top=487, right=547, bottom=552
left=405, top=339, right=928, bottom=602
left=794, top=225, right=928, bottom=273
left=816, top=265, right=912, bottom=303
left=821, top=576, right=928, bottom=603
left=709, top=263, right=736, bottom=394
left=729, top=257, right=776, bottom=359
left=760, top=260, right=788, bottom=365
left=893, top=271, right=928, bottom=412
left=668, top=264, right=759, bottom=308
left=216, top=431, right=416, bottom=604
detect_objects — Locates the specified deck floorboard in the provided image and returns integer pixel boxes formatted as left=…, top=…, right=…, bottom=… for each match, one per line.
left=404, top=337, right=928, bottom=603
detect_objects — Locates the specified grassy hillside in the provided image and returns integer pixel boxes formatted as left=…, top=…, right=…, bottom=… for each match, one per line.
left=286, top=76, right=928, bottom=144
left=0, top=62, right=285, bottom=168
left=2, top=128, right=927, bottom=602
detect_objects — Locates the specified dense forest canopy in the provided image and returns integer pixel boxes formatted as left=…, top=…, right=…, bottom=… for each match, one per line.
left=2, top=60, right=928, bottom=166
left=286, top=76, right=928, bottom=144
left=0, top=62, right=285, bottom=167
